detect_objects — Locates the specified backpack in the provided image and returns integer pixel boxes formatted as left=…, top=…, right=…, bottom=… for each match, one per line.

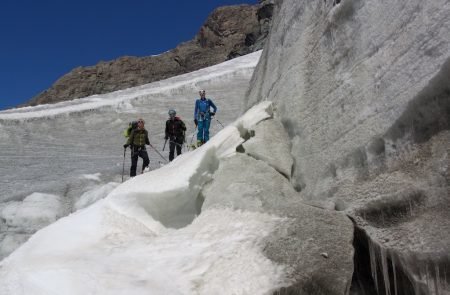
left=123, top=121, right=138, bottom=138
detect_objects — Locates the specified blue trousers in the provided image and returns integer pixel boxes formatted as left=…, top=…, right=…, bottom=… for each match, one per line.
left=197, top=119, right=211, bottom=143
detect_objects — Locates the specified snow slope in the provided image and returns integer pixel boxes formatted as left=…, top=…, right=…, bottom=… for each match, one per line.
left=0, top=101, right=291, bottom=295
left=0, top=52, right=261, bottom=258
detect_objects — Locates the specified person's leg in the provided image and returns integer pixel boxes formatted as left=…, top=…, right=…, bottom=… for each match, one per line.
left=130, top=148, right=138, bottom=177
left=140, top=150, right=150, bottom=173
left=197, top=120, right=204, bottom=144
left=203, top=119, right=211, bottom=142
left=169, top=140, right=175, bottom=161
left=176, top=137, right=183, bottom=156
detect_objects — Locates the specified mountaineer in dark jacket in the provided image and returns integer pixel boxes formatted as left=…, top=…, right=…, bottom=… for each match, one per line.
left=165, top=109, right=186, bottom=161
left=123, top=118, right=150, bottom=177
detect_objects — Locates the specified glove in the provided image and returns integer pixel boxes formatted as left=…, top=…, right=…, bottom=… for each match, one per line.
left=194, top=119, right=198, bottom=126
left=210, top=112, right=215, bottom=117
left=123, top=144, right=129, bottom=149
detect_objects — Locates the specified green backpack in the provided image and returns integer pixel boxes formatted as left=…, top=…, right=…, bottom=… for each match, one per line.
left=123, top=121, right=138, bottom=138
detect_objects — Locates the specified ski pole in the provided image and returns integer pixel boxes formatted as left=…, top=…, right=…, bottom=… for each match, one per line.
left=121, top=148, right=126, bottom=183
left=149, top=143, right=169, bottom=162
left=189, top=125, right=197, bottom=147
left=189, top=132, right=196, bottom=146
left=215, top=118, right=225, bottom=129
left=162, top=138, right=168, bottom=151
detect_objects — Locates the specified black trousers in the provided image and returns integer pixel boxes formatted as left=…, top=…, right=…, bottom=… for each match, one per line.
left=130, top=146, right=149, bottom=177
left=169, top=137, right=183, bottom=161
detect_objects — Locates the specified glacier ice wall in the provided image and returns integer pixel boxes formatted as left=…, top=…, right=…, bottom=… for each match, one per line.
left=246, top=0, right=450, bottom=294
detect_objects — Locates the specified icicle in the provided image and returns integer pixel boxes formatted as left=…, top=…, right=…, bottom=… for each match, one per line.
left=443, top=267, right=448, bottom=295
left=409, top=200, right=413, bottom=217
left=369, top=239, right=379, bottom=294
left=433, top=263, right=440, bottom=295
left=391, top=255, right=398, bottom=295
left=414, top=263, right=422, bottom=295
left=380, top=247, right=391, bottom=295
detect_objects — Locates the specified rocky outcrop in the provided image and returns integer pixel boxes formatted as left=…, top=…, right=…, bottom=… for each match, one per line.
left=23, top=2, right=274, bottom=107
left=246, top=0, right=450, bottom=293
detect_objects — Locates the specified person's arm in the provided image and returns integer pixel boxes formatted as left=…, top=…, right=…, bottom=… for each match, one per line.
left=145, top=130, right=150, bottom=145
left=124, top=130, right=134, bottom=148
left=194, top=100, right=199, bottom=126
left=165, top=121, right=169, bottom=139
left=194, top=100, right=199, bottom=120
left=209, top=99, right=217, bottom=114
left=180, top=121, right=187, bottom=141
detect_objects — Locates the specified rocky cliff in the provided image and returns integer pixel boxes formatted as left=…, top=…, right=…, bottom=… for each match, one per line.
left=24, top=1, right=274, bottom=107
left=246, top=0, right=449, bottom=294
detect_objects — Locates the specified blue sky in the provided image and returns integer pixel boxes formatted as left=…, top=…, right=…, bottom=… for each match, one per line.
left=0, top=0, right=255, bottom=110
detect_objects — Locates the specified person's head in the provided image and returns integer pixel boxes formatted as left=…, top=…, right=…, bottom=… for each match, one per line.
left=199, top=89, right=206, bottom=98
left=137, top=118, right=145, bottom=129
left=168, top=109, right=176, bottom=119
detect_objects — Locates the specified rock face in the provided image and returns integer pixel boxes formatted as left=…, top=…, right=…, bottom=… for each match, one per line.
left=246, top=0, right=450, bottom=294
left=24, top=2, right=274, bottom=107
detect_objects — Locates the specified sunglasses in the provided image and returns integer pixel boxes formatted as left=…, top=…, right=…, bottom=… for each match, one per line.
left=138, top=120, right=144, bottom=123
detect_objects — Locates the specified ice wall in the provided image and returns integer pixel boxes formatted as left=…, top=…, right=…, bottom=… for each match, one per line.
left=246, top=0, right=450, bottom=293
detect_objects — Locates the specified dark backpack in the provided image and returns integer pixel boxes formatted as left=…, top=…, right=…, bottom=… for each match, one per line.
left=123, top=121, right=138, bottom=138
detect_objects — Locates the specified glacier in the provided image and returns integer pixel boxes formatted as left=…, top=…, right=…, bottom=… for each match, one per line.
left=0, top=51, right=354, bottom=294
left=0, top=102, right=292, bottom=294
left=0, top=52, right=261, bottom=259
left=247, top=0, right=450, bottom=294
left=2, top=0, right=446, bottom=292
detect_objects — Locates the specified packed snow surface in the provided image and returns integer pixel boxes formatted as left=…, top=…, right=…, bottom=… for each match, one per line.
left=0, top=101, right=289, bottom=294
left=0, top=51, right=262, bottom=260
left=0, top=51, right=261, bottom=201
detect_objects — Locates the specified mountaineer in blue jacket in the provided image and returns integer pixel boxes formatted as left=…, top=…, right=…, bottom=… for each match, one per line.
left=194, top=89, right=217, bottom=146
